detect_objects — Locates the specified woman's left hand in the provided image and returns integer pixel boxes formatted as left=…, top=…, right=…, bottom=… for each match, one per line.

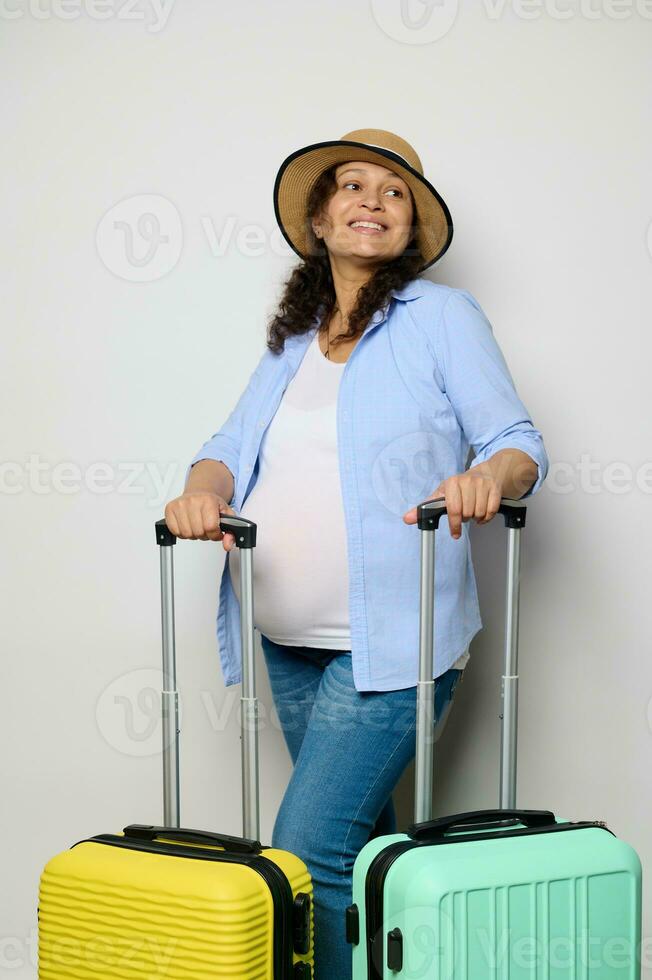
left=402, top=469, right=503, bottom=539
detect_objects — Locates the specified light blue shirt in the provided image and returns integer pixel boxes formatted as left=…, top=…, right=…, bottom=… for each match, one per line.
left=187, top=278, right=548, bottom=692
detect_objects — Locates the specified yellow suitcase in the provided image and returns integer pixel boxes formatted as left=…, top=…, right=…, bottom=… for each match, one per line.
left=38, top=516, right=314, bottom=979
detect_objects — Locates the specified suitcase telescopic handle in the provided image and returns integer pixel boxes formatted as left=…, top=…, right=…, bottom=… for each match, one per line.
left=407, top=808, right=556, bottom=841
left=416, top=497, right=527, bottom=531
left=123, top=823, right=263, bottom=854
left=155, top=515, right=261, bottom=842
left=413, top=496, right=527, bottom=826
left=156, top=515, right=257, bottom=548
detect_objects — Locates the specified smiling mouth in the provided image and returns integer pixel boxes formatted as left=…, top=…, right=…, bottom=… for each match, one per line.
left=348, top=220, right=387, bottom=235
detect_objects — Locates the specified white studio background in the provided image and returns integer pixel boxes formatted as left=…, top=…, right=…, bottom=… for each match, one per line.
left=2, top=0, right=651, bottom=974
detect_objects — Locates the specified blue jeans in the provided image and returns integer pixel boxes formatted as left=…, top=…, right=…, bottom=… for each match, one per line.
left=259, top=633, right=464, bottom=980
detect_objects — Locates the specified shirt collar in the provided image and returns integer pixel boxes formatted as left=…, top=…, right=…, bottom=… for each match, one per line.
left=390, top=278, right=424, bottom=301
left=284, top=277, right=424, bottom=365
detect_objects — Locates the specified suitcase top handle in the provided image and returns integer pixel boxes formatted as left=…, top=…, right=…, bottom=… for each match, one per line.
left=407, top=808, right=556, bottom=841
left=123, top=824, right=264, bottom=854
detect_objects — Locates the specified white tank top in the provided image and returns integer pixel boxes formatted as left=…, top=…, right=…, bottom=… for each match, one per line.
left=229, top=331, right=469, bottom=670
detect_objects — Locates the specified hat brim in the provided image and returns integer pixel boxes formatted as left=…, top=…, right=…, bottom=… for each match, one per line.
left=273, top=139, right=453, bottom=273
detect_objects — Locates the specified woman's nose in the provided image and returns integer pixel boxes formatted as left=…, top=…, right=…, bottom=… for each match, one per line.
left=361, top=190, right=383, bottom=211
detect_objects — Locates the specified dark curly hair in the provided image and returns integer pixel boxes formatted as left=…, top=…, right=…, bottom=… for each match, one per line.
left=266, top=164, right=424, bottom=356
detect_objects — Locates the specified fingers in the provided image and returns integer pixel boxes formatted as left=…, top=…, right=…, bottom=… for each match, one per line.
left=164, top=493, right=237, bottom=548
left=444, top=481, right=463, bottom=538
left=215, top=502, right=237, bottom=551
left=202, top=500, right=237, bottom=551
left=437, top=477, right=500, bottom=538
left=476, top=484, right=502, bottom=525
left=165, top=501, right=193, bottom=540
left=189, top=506, right=210, bottom=541
left=164, top=502, right=180, bottom=537
left=201, top=499, right=225, bottom=542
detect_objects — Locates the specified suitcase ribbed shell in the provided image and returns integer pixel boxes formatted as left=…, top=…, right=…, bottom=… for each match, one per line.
left=38, top=836, right=313, bottom=979
left=351, top=822, right=642, bottom=978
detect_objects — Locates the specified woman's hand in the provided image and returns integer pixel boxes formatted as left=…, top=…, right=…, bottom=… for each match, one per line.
left=164, top=492, right=238, bottom=551
left=402, top=469, right=503, bottom=539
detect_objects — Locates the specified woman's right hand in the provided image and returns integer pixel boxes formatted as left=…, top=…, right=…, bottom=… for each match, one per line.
left=164, top=492, right=237, bottom=551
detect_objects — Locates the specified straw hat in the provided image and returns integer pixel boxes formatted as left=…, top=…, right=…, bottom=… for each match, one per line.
left=273, top=127, right=453, bottom=273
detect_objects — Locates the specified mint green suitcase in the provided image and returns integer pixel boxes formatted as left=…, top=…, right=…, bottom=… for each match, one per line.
left=347, top=498, right=642, bottom=978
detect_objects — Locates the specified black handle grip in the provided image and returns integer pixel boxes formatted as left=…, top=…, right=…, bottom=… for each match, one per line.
left=155, top=516, right=257, bottom=549
left=123, top=824, right=263, bottom=854
left=416, top=497, right=526, bottom=531
left=407, top=808, right=556, bottom=841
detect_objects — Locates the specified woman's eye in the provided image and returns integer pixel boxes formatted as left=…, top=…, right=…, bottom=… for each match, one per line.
left=343, top=182, right=403, bottom=197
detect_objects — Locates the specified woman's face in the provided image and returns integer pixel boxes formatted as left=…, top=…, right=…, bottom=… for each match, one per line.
left=312, top=160, right=415, bottom=267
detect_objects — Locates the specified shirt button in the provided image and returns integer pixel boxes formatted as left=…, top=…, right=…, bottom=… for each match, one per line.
left=259, top=421, right=265, bottom=428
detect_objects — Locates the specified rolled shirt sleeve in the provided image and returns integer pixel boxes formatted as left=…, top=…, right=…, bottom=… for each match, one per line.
left=433, top=289, right=549, bottom=498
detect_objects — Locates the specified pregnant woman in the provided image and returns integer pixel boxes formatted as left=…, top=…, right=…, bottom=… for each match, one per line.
left=164, top=127, right=549, bottom=979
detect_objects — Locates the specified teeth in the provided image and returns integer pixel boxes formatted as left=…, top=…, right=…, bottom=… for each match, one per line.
left=350, top=221, right=385, bottom=231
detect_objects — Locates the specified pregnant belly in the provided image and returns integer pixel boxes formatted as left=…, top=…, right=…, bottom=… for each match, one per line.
left=227, top=488, right=351, bottom=644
